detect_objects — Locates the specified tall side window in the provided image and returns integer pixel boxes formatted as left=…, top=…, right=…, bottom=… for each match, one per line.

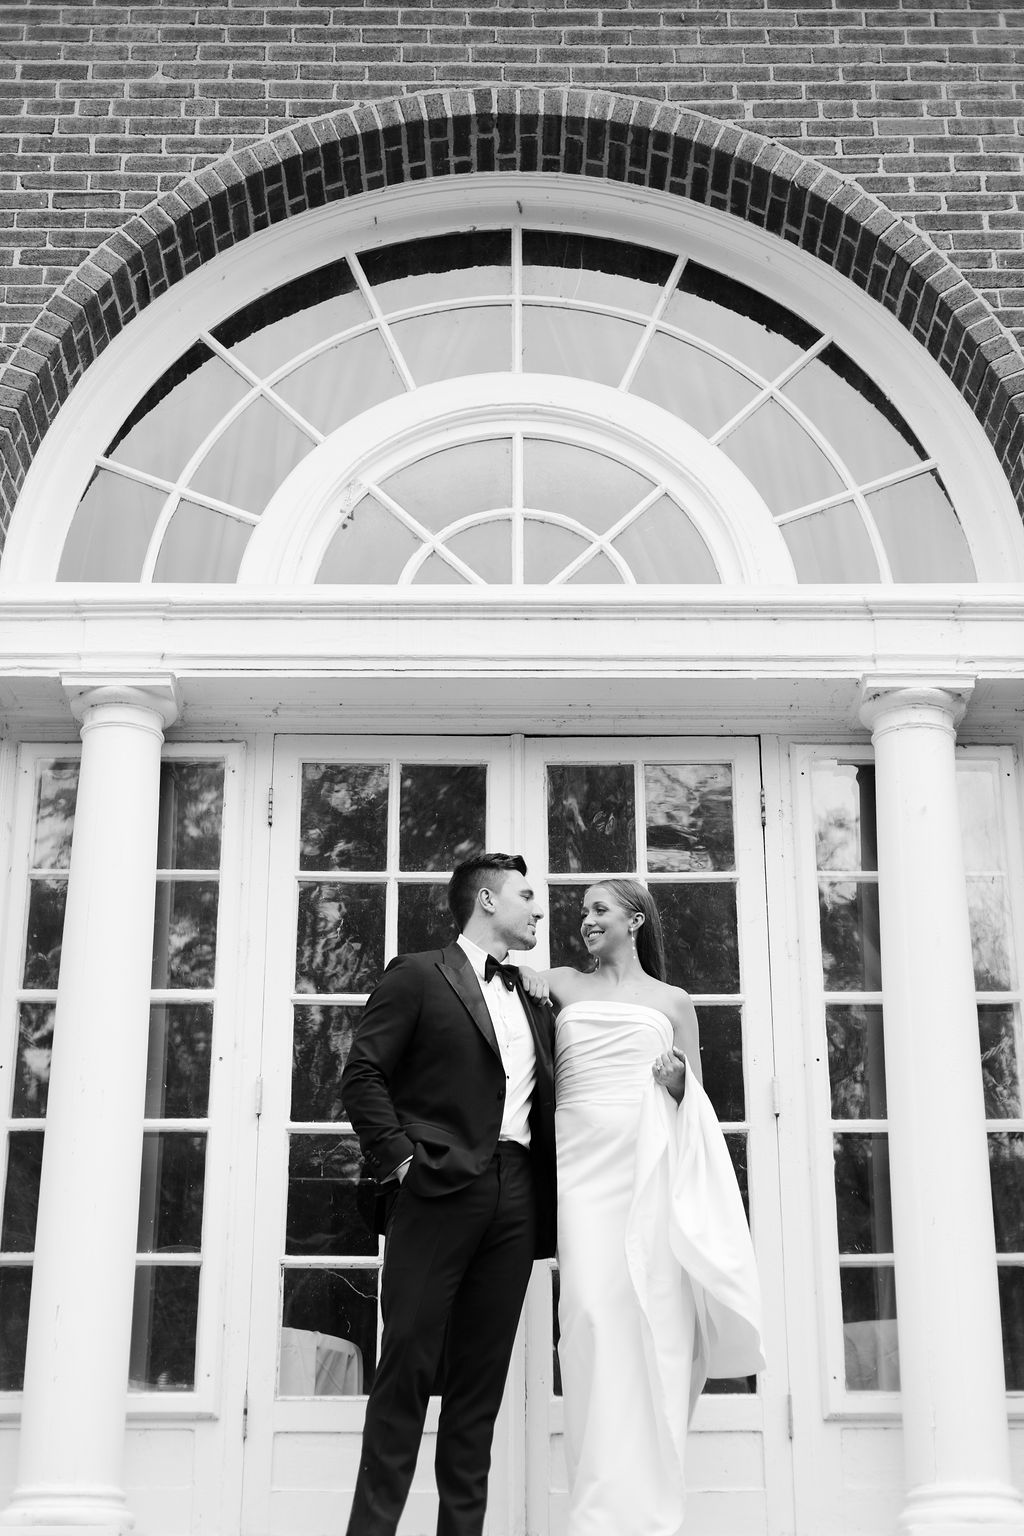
left=808, top=758, right=898, bottom=1397
left=0, top=753, right=78, bottom=1392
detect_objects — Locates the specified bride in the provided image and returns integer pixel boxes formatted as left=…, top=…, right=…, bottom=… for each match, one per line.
left=535, top=878, right=764, bottom=1536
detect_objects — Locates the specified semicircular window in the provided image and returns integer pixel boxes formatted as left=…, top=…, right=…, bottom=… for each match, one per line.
left=58, top=224, right=975, bottom=585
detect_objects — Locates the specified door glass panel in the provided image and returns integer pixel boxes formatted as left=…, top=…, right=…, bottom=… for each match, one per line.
left=32, top=761, right=78, bottom=868
left=657, top=883, right=740, bottom=993
left=645, top=763, right=734, bottom=871
left=145, top=1004, right=214, bottom=1119
left=152, top=880, right=220, bottom=989
left=841, top=1267, right=899, bottom=1391
left=978, top=1004, right=1021, bottom=1119
left=11, top=1004, right=55, bottom=1119
left=696, top=1005, right=745, bottom=1123
left=286, top=1135, right=375, bottom=1258
left=128, top=1266, right=201, bottom=1391
left=157, top=761, right=224, bottom=870
left=0, top=1132, right=44, bottom=1251
left=966, top=876, right=1013, bottom=991
left=813, top=762, right=878, bottom=872
left=291, top=1005, right=361, bottom=1122
left=818, top=880, right=882, bottom=992
left=826, top=1005, right=887, bottom=1119
left=399, top=764, right=487, bottom=871
left=546, top=763, right=636, bottom=873
left=22, top=878, right=68, bottom=988
left=989, top=1134, right=1024, bottom=1252
left=295, top=884, right=386, bottom=994
left=280, top=1268, right=379, bottom=1397
left=397, top=882, right=456, bottom=953
left=299, top=762, right=389, bottom=872
left=0, top=1268, right=32, bottom=1390
left=137, top=1132, right=207, bottom=1252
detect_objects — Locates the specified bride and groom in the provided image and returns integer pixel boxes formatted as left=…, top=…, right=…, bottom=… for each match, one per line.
left=340, top=851, right=763, bottom=1536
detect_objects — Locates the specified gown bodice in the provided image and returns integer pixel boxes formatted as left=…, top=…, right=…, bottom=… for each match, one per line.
left=554, top=1001, right=672, bottom=1107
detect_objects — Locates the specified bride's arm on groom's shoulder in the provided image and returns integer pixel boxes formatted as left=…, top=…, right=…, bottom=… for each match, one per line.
left=518, top=964, right=577, bottom=1009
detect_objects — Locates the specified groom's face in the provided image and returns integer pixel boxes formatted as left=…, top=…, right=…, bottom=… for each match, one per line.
left=487, top=868, right=543, bottom=953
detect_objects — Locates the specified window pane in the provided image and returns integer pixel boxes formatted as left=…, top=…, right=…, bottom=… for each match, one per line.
left=1, top=1133, right=44, bottom=1251
left=280, top=1267, right=379, bottom=1396
left=612, top=495, right=720, bottom=584
left=392, top=307, right=513, bottom=384
left=286, top=1134, right=375, bottom=1257
left=152, top=880, right=219, bottom=989
left=411, top=552, right=469, bottom=585
left=522, top=231, right=674, bottom=312
left=978, top=1005, right=1021, bottom=1120
left=522, top=307, right=643, bottom=386
left=523, top=439, right=653, bottom=533
left=781, top=504, right=880, bottom=584
left=12, top=1003, right=55, bottom=1119
left=292, top=1005, right=362, bottom=1123
left=382, top=439, right=513, bottom=534
left=867, top=474, right=975, bottom=582
left=32, top=761, right=79, bottom=869
left=957, top=764, right=1003, bottom=872
left=129, top=1265, right=200, bottom=1391
left=187, top=397, right=314, bottom=514
left=696, top=1005, right=744, bottom=1122
left=295, top=883, right=385, bottom=995
left=657, top=882, right=740, bottom=994
left=151, top=503, right=252, bottom=583
left=274, top=331, right=403, bottom=436
left=783, top=344, right=925, bottom=483
left=998, top=1266, right=1024, bottom=1392
left=833, top=1133, right=893, bottom=1253
left=0, top=1267, right=32, bottom=1390
left=841, top=1266, right=899, bottom=1391
left=524, top=520, right=592, bottom=584
left=989, top=1134, right=1024, bottom=1253
left=547, top=763, right=636, bottom=874
left=562, top=551, right=623, bottom=585
left=818, top=880, right=882, bottom=992
left=645, top=762, right=735, bottom=872
left=444, top=520, right=513, bottom=583
left=107, top=343, right=249, bottom=482
left=299, top=763, right=389, bottom=872
left=397, top=883, right=457, bottom=954
left=665, top=261, right=820, bottom=380
left=721, top=398, right=845, bottom=516
left=966, top=876, right=1013, bottom=991
left=547, top=884, right=590, bottom=971
left=316, top=494, right=423, bottom=584
left=23, top=878, right=68, bottom=988
left=137, top=1132, right=206, bottom=1252
left=359, top=230, right=512, bottom=312
left=146, top=1004, right=214, bottom=1119
left=157, top=761, right=224, bottom=872
left=724, top=1131, right=749, bottom=1221
left=399, top=764, right=487, bottom=872
left=630, top=332, right=759, bottom=438
left=812, top=762, right=878, bottom=872
left=826, top=1005, right=887, bottom=1119
left=210, top=257, right=367, bottom=374
left=58, top=471, right=165, bottom=582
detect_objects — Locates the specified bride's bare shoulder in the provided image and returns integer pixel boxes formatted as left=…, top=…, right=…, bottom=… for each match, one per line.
left=545, top=965, right=588, bottom=1006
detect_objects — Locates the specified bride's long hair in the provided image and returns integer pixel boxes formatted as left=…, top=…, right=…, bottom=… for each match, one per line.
left=595, top=877, right=668, bottom=983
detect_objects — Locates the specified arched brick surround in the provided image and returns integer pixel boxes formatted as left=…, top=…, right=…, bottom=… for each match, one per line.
left=2, top=86, right=1023, bottom=546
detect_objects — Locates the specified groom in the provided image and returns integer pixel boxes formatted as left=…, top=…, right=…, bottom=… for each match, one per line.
left=341, top=852, right=557, bottom=1536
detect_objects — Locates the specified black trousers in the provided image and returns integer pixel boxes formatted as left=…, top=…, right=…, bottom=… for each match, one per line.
left=345, top=1145, right=537, bottom=1536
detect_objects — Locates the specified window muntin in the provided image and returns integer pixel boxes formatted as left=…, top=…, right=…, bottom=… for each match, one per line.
left=57, top=224, right=972, bottom=586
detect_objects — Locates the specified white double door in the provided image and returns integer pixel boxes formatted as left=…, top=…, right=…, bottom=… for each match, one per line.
left=239, top=735, right=793, bottom=1536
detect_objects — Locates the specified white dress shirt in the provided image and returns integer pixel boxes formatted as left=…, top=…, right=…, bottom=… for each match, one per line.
left=456, top=933, right=536, bottom=1148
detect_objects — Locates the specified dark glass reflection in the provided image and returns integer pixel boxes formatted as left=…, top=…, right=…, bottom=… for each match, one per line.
left=22, top=878, right=68, bottom=988
left=547, top=764, right=636, bottom=874
left=32, top=761, right=78, bottom=869
left=547, top=884, right=591, bottom=973
left=157, top=761, right=224, bottom=872
left=397, top=882, right=457, bottom=956
left=281, top=1266, right=379, bottom=1395
left=300, top=763, right=390, bottom=872
left=724, top=1132, right=749, bottom=1222
left=137, top=1133, right=207, bottom=1253
left=978, top=1006, right=1021, bottom=1120
left=695, top=1005, right=745, bottom=1123
left=128, top=1264, right=200, bottom=1391
left=840, top=1265, right=899, bottom=1391
left=292, top=1005, right=362, bottom=1123
left=645, top=763, right=734, bottom=873
left=997, top=1266, right=1024, bottom=1391
left=146, top=1004, right=214, bottom=1119
left=286, top=1134, right=376, bottom=1257
left=813, top=763, right=878, bottom=873
left=989, top=1134, right=1024, bottom=1253
left=658, top=882, right=740, bottom=994
left=151, top=880, right=220, bottom=989
left=295, top=883, right=385, bottom=995
left=0, top=1267, right=31, bottom=1390
left=12, top=1004, right=55, bottom=1119
left=833, top=1133, right=893, bottom=1254
left=826, top=1005, right=887, bottom=1120
left=399, top=764, right=487, bottom=872
left=818, top=880, right=882, bottom=992
left=1, top=1133, right=44, bottom=1251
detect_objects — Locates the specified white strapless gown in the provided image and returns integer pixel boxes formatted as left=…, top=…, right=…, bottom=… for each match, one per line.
left=555, top=1002, right=765, bottom=1536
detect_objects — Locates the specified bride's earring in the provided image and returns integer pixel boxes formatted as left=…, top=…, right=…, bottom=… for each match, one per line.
left=630, top=921, right=639, bottom=958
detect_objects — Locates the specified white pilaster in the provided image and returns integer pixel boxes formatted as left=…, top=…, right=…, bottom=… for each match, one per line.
left=859, top=678, right=1024, bottom=1536
left=2, top=677, right=180, bottom=1536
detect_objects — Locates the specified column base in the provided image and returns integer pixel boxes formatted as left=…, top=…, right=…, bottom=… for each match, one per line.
left=0, top=1488, right=134, bottom=1536
left=900, top=1482, right=1024, bottom=1536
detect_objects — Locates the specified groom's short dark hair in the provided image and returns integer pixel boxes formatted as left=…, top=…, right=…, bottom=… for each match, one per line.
left=448, top=852, right=528, bottom=931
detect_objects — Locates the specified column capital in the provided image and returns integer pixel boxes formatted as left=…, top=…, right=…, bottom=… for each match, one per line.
left=61, top=673, right=181, bottom=729
left=859, top=673, right=975, bottom=735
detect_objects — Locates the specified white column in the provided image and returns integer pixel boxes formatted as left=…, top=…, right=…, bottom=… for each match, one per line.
left=2, top=678, right=180, bottom=1536
left=859, top=679, right=1024, bottom=1536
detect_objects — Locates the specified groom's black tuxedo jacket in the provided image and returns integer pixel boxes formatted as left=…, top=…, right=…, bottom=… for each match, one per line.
left=341, top=942, right=557, bottom=1258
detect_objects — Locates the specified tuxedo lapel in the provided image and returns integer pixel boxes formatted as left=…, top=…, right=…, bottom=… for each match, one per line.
left=437, top=943, right=500, bottom=1058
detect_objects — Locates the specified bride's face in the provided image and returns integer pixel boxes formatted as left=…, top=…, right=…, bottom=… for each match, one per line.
left=580, top=885, right=637, bottom=962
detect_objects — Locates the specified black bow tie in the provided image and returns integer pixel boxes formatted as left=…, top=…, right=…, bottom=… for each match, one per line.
left=484, top=954, right=520, bottom=991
